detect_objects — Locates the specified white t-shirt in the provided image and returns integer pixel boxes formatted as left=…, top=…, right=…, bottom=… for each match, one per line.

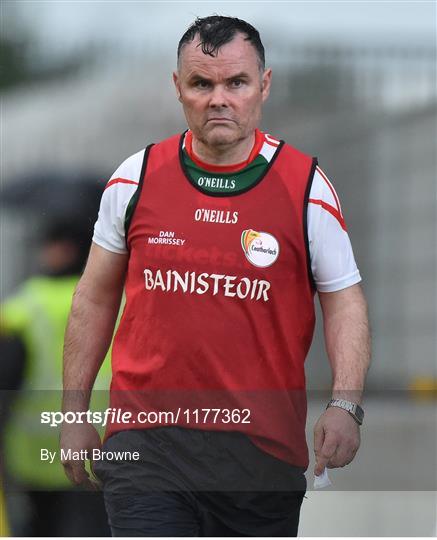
left=93, top=146, right=362, bottom=293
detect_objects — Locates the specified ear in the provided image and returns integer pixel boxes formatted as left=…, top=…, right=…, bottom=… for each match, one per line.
left=173, top=72, right=182, bottom=102
left=261, top=68, right=272, bottom=103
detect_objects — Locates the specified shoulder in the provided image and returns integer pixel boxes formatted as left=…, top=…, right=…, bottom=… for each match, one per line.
left=268, top=134, right=316, bottom=178
left=92, top=149, right=147, bottom=254
left=309, top=166, right=347, bottom=231
left=101, top=148, right=146, bottom=212
left=109, top=134, right=182, bottom=177
left=147, top=133, right=183, bottom=167
left=278, top=136, right=314, bottom=163
left=104, top=149, right=146, bottom=191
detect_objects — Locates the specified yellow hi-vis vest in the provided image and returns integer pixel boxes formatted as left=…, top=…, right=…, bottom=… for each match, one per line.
left=0, top=480, right=9, bottom=537
left=1, top=276, right=111, bottom=488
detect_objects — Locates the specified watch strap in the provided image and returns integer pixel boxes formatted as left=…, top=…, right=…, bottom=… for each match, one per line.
left=326, top=398, right=364, bottom=425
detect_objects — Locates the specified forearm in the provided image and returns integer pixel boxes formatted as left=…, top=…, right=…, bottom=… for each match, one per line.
left=62, top=281, right=122, bottom=412
left=320, top=285, right=371, bottom=404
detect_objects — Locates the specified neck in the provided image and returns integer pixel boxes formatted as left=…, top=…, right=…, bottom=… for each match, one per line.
left=191, top=132, right=256, bottom=166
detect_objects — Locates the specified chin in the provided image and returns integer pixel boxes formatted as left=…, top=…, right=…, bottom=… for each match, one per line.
left=205, top=127, right=239, bottom=147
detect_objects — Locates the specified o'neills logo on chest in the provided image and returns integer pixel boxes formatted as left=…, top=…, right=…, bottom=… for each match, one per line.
left=197, top=177, right=236, bottom=190
left=144, top=268, right=270, bottom=301
left=194, top=208, right=238, bottom=224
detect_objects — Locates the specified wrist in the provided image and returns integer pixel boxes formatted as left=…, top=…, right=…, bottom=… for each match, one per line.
left=62, top=389, right=92, bottom=414
left=326, top=398, right=364, bottom=425
left=331, top=389, right=363, bottom=405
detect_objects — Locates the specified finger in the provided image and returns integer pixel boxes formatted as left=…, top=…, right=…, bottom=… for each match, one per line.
left=313, top=423, right=325, bottom=455
left=90, top=460, right=103, bottom=489
left=313, top=422, right=326, bottom=476
left=315, top=433, right=338, bottom=476
left=83, top=478, right=101, bottom=491
left=62, top=463, right=77, bottom=485
left=62, top=461, right=90, bottom=486
left=315, top=458, right=330, bottom=477
left=327, top=436, right=359, bottom=468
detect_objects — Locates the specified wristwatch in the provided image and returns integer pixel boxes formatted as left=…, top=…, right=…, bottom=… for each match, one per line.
left=326, top=398, right=364, bottom=425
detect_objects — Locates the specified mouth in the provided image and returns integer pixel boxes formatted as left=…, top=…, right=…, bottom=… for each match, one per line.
left=207, top=118, right=234, bottom=123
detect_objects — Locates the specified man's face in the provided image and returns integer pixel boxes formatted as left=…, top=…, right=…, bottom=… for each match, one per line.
left=173, top=33, right=272, bottom=149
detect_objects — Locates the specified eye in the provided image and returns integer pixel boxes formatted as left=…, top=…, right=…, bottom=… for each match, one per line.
left=194, top=79, right=210, bottom=89
left=230, top=79, right=244, bottom=88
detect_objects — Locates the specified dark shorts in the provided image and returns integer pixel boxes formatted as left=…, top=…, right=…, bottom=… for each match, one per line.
left=93, top=427, right=307, bottom=537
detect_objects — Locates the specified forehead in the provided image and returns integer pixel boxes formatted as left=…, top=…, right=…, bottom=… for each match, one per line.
left=178, top=32, right=260, bottom=76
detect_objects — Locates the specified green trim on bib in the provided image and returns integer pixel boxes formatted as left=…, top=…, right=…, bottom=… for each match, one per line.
left=182, top=149, right=269, bottom=194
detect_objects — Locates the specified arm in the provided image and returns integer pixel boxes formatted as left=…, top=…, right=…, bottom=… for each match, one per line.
left=61, top=242, right=128, bottom=487
left=314, top=283, right=371, bottom=475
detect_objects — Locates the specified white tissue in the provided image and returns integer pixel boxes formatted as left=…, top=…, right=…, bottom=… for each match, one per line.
left=313, top=467, right=332, bottom=489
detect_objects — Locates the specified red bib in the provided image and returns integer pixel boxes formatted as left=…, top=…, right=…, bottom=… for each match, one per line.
left=106, top=133, right=317, bottom=468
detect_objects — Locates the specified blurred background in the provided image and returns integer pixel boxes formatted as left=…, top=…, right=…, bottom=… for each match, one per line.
left=1, top=0, right=436, bottom=536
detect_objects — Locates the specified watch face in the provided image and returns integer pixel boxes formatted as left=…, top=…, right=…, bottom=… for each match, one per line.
left=351, top=405, right=364, bottom=424
left=356, top=405, right=364, bottom=422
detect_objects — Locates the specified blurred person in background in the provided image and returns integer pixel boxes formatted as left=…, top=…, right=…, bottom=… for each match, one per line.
left=61, top=15, right=371, bottom=537
left=0, top=219, right=111, bottom=536
left=0, top=480, right=9, bottom=536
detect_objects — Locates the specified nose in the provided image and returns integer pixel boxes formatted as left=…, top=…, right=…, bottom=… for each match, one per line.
left=209, top=84, right=228, bottom=108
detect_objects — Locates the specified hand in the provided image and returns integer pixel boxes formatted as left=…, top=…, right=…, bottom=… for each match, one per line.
left=60, top=421, right=102, bottom=490
left=313, top=406, right=361, bottom=476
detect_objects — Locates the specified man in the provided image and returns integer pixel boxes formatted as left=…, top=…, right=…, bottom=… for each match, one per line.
left=1, top=220, right=110, bottom=536
left=61, top=16, right=371, bottom=537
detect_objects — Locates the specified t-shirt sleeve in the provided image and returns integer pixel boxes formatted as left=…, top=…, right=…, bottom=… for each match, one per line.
left=93, top=149, right=145, bottom=254
left=307, top=166, right=362, bottom=292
